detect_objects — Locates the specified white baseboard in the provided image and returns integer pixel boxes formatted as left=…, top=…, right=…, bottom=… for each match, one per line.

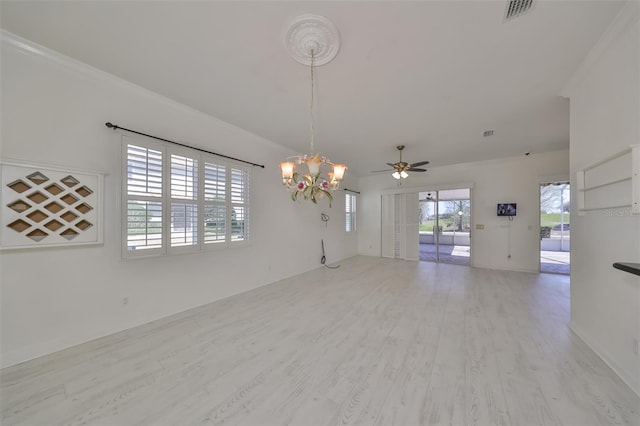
left=1, top=324, right=120, bottom=369
left=569, top=321, right=640, bottom=397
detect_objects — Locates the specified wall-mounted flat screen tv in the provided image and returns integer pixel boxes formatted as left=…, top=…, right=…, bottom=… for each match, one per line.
left=497, top=203, right=517, bottom=216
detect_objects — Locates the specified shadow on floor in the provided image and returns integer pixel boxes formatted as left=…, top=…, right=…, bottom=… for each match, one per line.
left=420, top=245, right=571, bottom=274
left=540, top=250, right=570, bottom=274
left=419, top=243, right=470, bottom=266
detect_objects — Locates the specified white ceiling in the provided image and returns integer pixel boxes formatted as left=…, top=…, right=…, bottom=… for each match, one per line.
left=0, top=1, right=624, bottom=177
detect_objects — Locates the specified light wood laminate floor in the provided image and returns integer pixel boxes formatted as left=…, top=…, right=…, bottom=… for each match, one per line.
left=2, top=256, right=639, bottom=425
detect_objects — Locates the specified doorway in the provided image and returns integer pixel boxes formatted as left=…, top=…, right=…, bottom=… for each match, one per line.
left=540, top=182, right=570, bottom=274
left=418, top=188, right=471, bottom=265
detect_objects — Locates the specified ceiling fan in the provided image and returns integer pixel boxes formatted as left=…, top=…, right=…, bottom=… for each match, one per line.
left=422, top=192, right=437, bottom=202
left=372, top=145, right=429, bottom=179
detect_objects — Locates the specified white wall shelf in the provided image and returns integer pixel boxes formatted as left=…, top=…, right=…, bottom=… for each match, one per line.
left=576, top=145, right=639, bottom=215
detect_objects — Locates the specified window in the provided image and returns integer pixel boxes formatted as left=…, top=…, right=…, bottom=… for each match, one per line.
left=345, top=193, right=356, bottom=232
left=123, top=137, right=249, bottom=258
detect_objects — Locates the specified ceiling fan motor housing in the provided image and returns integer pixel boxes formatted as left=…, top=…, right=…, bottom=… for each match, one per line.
left=372, top=145, right=428, bottom=175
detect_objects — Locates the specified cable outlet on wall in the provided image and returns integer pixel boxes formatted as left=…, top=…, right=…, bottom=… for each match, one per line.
left=122, top=297, right=129, bottom=306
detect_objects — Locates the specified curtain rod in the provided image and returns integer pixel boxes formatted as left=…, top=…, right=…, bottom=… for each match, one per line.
left=344, top=188, right=360, bottom=194
left=105, top=122, right=265, bottom=168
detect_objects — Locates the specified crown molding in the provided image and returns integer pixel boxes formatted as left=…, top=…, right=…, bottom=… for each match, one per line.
left=561, top=1, right=639, bottom=98
left=379, top=182, right=475, bottom=196
left=0, top=29, right=213, bottom=119
left=0, top=30, right=284, bottom=153
left=1, top=29, right=157, bottom=95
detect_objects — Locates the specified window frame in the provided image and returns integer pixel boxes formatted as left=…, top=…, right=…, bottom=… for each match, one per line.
left=121, top=135, right=250, bottom=259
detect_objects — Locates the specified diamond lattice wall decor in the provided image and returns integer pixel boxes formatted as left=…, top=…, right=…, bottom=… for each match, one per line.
left=1, top=162, right=103, bottom=249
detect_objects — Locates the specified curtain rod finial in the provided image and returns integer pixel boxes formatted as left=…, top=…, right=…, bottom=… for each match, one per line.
left=105, top=122, right=116, bottom=129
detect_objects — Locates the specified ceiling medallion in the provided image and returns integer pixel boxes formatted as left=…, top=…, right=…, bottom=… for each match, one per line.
left=284, top=14, right=341, bottom=66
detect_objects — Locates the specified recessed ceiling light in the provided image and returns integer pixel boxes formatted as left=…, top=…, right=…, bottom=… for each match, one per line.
left=483, top=129, right=495, bottom=137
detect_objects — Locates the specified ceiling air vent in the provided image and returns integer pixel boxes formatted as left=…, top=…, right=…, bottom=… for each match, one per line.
left=505, top=0, right=534, bottom=21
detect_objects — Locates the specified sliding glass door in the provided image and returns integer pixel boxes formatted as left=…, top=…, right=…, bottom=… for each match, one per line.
left=418, top=188, right=471, bottom=265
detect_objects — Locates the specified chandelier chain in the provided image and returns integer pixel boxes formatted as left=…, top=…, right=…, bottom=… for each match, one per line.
left=310, top=49, right=315, bottom=155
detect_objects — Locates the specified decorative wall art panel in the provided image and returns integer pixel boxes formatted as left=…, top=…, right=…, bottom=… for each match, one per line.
left=1, top=162, right=103, bottom=249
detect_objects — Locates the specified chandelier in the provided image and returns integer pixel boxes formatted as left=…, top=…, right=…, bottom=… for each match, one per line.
left=280, top=14, right=346, bottom=207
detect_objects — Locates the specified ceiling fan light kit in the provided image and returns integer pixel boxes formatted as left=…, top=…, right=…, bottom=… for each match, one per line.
left=280, top=14, right=346, bottom=206
left=392, top=170, right=409, bottom=180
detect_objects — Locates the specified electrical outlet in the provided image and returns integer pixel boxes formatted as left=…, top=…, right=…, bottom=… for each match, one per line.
left=122, top=297, right=129, bottom=306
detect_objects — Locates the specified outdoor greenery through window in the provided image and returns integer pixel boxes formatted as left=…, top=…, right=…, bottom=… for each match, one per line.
left=124, top=138, right=249, bottom=257
left=345, top=193, right=356, bottom=232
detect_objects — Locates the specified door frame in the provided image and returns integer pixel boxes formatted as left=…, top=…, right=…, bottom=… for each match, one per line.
left=412, top=183, right=474, bottom=266
left=538, top=175, right=570, bottom=274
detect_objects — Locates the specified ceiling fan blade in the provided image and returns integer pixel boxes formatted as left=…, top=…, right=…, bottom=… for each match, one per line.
left=410, top=161, right=429, bottom=168
left=409, top=168, right=427, bottom=172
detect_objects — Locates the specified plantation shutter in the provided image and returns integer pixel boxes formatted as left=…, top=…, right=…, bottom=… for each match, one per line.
left=170, top=153, right=198, bottom=249
left=230, top=167, right=249, bottom=242
left=345, top=193, right=356, bottom=232
left=125, top=141, right=163, bottom=255
left=203, top=162, right=226, bottom=245
left=121, top=134, right=251, bottom=258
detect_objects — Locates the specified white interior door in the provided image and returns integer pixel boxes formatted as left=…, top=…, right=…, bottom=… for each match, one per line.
left=381, top=193, right=419, bottom=261
left=381, top=194, right=395, bottom=258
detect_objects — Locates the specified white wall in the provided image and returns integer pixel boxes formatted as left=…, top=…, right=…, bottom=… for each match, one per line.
left=0, top=33, right=358, bottom=368
left=358, top=150, right=569, bottom=273
left=564, top=3, right=639, bottom=395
